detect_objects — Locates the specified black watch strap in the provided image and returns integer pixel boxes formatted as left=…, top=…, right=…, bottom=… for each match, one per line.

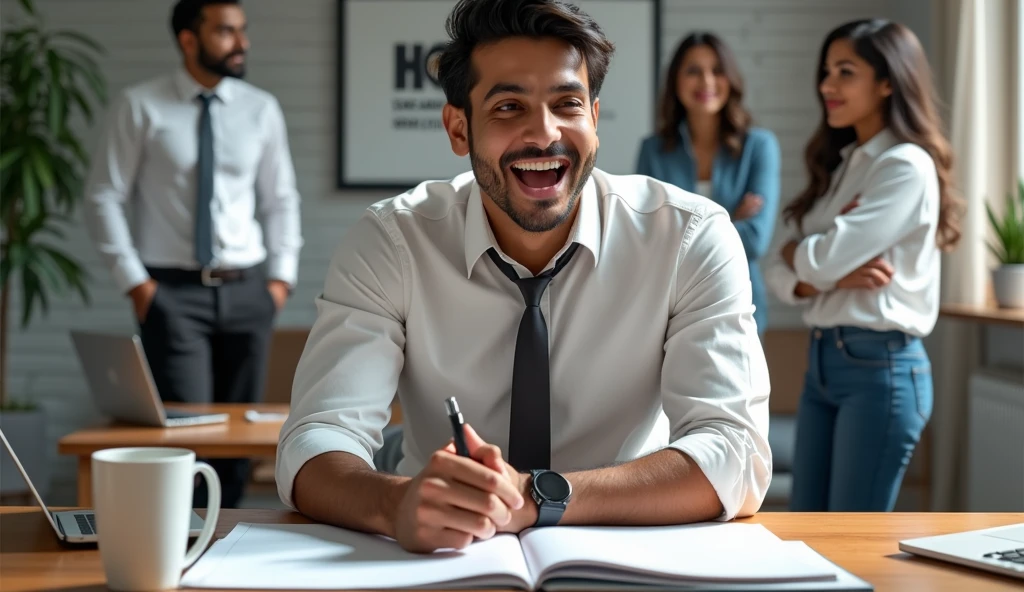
left=535, top=500, right=565, bottom=527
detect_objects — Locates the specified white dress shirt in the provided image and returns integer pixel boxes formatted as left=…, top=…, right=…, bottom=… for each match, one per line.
left=276, top=168, right=772, bottom=520
left=83, top=68, right=303, bottom=293
left=763, top=128, right=941, bottom=336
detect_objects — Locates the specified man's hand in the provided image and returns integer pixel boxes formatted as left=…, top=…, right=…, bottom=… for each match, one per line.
left=453, top=425, right=537, bottom=534
left=732, top=193, right=764, bottom=221
left=836, top=257, right=894, bottom=290
left=127, top=279, right=158, bottom=322
left=393, top=424, right=525, bottom=553
left=267, top=280, right=289, bottom=310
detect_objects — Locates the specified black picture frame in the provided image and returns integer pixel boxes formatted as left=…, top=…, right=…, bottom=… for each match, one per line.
left=336, top=0, right=663, bottom=191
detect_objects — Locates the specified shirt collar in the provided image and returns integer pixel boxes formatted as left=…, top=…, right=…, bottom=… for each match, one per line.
left=174, top=67, right=235, bottom=103
left=463, top=175, right=601, bottom=278
left=840, top=127, right=898, bottom=160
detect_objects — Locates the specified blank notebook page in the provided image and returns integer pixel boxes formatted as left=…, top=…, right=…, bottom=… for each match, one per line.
left=180, top=523, right=532, bottom=590
left=520, top=522, right=838, bottom=584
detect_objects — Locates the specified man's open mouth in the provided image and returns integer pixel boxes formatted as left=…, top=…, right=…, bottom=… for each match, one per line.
left=510, top=159, right=570, bottom=189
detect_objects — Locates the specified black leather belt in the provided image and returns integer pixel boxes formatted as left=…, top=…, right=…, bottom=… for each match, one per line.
left=146, top=266, right=256, bottom=287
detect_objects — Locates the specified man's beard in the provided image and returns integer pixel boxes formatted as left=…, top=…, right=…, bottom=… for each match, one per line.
left=469, top=132, right=596, bottom=233
left=198, top=43, right=246, bottom=79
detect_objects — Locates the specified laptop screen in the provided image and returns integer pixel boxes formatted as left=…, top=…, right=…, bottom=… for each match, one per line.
left=0, top=428, right=65, bottom=537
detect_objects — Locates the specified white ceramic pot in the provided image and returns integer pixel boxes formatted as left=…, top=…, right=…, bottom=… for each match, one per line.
left=992, top=264, right=1024, bottom=309
left=0, top=408, right=50, bottom=497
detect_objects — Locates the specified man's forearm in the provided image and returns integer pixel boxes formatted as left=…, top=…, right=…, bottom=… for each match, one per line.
left=558, top=449, right=723, bottom=526
left=292, top=451, right=410, bottom=537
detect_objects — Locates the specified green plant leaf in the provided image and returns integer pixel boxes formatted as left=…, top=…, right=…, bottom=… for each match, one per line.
left=41, top=245, right=89, bottom=303
left=987, top=241, right=1007, bottom=263
left=29, top=248, right=65, bottom=293
left=27, top=143, right=55, bottom=190
left=66, top=86, right=94, bottom=123
left=19, top=264, right=48, bottom=327
left=18, top=0, right=36, bottom=16
left=60, top=47, right=102, bottom=77
left=19, top=159, right=41, bottom=220
left=0, top=147, right=25, bottom=172
left=52, top=30, right=105, bottom=54
left=46, top=50, right=66, bottom=132
left=57, top=129, right=88, bottom=168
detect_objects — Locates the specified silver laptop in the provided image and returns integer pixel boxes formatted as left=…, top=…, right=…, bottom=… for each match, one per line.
left=899, top=523, right=1024, bottom=579
left=70, top=331, right=229, bottom=427
left=0, top=428, right=205, bottom=543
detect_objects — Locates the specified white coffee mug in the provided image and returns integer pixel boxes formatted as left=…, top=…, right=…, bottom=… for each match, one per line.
left=92, top=447, right=221, bottom=591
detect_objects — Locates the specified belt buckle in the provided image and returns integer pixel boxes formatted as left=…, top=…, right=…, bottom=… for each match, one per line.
left=200, top=267, right=223, bottom=287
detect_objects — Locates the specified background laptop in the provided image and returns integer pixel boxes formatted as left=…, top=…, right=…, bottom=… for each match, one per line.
left=70, top=331, right=229, bottom=427
left=0, top=428, right=204, bottom=543
left=899, top=523, right=1024, bottom=579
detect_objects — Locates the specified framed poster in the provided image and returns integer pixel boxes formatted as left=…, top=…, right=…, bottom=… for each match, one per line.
left=337, top=0, right=662, bottom=190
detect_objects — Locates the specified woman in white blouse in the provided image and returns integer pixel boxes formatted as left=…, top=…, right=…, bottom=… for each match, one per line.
left=764, top=19, right=961, bottom=511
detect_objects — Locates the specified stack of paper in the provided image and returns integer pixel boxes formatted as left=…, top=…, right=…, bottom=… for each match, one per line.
left=180, top=521, right=872, bottom=591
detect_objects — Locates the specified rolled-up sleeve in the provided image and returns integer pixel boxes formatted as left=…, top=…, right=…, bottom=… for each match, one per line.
left=275, top=209, right=407, bottom=509
left=792, top=150, right=933, bottom=288
left=662, top=207, right=772, bottom=520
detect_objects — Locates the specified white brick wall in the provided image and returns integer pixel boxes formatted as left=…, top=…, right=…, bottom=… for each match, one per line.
left=0, top=0, right=932, bottom=502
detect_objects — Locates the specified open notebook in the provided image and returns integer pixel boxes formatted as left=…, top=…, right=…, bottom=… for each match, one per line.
left=180, top=521, right=866, bottom=590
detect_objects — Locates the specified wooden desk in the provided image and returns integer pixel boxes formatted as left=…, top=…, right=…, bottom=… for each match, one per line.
left=940, top=303, right=1024, bottom=327
left=57, top=404, right=288, bottom=506
left=1, top=508, right=1021, bottom=591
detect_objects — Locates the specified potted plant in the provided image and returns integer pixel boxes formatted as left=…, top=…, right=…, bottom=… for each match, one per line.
left=0, top=0, right=106, bottom=496
left=986, top=180, right=1024, bottom=308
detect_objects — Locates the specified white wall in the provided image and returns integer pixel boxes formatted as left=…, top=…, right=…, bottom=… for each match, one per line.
left=1, top=0, right=934, bottom=502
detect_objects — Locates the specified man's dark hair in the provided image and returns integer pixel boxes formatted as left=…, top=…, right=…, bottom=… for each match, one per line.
left=170, top=0, right=240, bottom=42
left=436, top=0, right=615, bottom=115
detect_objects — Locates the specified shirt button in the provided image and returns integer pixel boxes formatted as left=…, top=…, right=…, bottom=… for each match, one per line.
left=814, top=330, right=822, bottom=339
left=837, top=340, right=844, bottom=348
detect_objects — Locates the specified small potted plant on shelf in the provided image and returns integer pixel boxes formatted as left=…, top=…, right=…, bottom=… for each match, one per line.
left=0, top=0, right=106, bottom=497
left=986, top=180, right=1024, bottom=309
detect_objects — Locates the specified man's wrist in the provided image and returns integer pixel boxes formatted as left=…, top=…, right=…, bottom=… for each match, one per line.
left=515, top=471, right=538, bottom=530
left=380, top=477, right=411, bottom=539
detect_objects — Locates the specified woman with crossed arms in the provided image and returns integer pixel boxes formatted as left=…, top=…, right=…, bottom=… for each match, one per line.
left=764, top=19, right=962, bottom=511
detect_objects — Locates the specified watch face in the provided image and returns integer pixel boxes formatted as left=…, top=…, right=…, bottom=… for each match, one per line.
left=535, top=471, right=571, bottom=501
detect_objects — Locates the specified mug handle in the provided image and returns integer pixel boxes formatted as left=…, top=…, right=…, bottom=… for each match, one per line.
left=182, top=461, right=221, bottom=570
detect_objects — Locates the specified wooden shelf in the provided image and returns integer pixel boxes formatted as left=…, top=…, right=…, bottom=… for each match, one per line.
left=940, top=303, right=1024, bottom=327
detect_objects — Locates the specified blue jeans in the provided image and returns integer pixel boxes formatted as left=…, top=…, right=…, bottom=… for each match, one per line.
left=789, top=326, right=933, bottom=511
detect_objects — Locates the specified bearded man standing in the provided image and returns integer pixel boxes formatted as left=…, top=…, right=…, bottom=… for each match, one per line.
left=83, top=0, right=303, bottom=508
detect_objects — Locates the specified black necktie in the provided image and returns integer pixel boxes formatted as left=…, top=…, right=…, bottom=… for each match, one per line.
left=486, top=242, right=580, bottom=471
left=195, top=93, right=216, bottom=267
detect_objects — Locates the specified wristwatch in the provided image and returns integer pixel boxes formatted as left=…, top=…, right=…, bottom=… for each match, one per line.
left=529, top=469, right=572, bottom=527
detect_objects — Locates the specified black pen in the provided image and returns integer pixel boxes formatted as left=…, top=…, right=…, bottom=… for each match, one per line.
left=444, top=397, right=471, bottom=457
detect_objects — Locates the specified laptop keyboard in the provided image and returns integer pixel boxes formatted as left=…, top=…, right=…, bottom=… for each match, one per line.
left=75, top=513, right=97, bottom=535
left=984, top=548, right=1024, bottom=566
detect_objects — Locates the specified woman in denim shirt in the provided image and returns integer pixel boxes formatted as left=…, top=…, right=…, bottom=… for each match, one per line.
left=636, top=32, right=781, bottom=336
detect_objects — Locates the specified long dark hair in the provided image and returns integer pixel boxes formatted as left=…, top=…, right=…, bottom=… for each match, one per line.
left=655, top=32, right=751, bottom=157
left=784, top=19, right=961, bottom=251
